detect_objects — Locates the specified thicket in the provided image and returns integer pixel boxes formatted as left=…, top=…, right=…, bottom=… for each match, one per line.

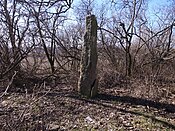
left=0, top=0, right=175, bottom=97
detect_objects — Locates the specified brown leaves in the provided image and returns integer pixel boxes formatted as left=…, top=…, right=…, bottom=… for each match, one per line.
left=0, top=83, right=175, bottom=130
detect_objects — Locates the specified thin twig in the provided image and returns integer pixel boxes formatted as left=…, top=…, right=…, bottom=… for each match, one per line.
left=0, top=71, right=17, bottom=98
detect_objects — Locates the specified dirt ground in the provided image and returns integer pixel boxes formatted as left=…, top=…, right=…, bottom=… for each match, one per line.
left=0, top=78, right=175, bottom=131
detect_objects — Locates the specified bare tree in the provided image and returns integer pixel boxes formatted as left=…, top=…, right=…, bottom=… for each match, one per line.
left=138, top=19, right=175, bottom=77
left=18, top=0, right=73, bottom=74
left=0, top=0, right=33, bottom=78
left=98, top=0, right=147, bottom=76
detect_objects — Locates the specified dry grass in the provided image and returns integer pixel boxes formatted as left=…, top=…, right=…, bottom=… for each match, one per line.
left=0, top=74, right=175, bottom=130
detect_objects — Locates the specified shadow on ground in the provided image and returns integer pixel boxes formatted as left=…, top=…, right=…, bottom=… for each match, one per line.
left=97, top=93, right=175, bottom=113
left=64, top=92, right=175, bottom=129
left=44, top=91, right=175, bottom=113
left=43, top=90, right=175, bottom=129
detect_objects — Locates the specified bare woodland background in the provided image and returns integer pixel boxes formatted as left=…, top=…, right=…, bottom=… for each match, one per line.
left=0, top=0, right=175, bottom=94
left=0, top=0, right=175, bottom=130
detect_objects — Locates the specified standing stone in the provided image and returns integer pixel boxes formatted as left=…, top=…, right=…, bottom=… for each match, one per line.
left=78, top=15, right=98, bottom=98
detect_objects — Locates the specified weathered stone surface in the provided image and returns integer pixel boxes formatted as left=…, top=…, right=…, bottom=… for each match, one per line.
left=78, top=15, right=98, bottom=98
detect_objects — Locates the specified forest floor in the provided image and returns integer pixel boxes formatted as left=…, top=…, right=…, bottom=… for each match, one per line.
left=0, top=77, right=175, bottom=131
